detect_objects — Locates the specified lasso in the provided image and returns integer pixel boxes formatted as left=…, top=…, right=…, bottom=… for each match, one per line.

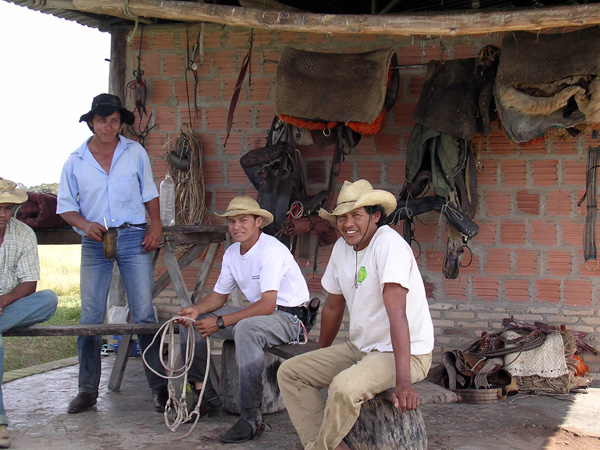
left=142, top=316, right=211, bottom=440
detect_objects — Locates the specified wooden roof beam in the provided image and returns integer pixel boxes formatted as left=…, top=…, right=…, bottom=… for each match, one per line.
left=45, top=0, right=600, bottom=36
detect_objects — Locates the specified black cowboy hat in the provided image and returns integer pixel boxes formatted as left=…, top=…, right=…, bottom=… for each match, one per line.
left=79, top=93, right=135, bottom=126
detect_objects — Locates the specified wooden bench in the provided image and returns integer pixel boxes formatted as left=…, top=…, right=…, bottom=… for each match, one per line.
left=221, top=340, right=458, bottom=449
left=4, top=323, right=163, bottom=391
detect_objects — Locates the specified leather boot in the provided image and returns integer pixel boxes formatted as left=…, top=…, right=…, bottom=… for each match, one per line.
left=0, top=425, right=10, bottom=449
left=186, top=383, right=222, bottom=422
left=152, top=386, right=169, bottom=412
left=67, top=391, right=98, bottom=414
left=218, top=417, right=265, bottom=444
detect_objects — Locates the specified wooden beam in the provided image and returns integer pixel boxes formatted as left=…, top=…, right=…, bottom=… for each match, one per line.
left=57, top=0, right=600, bottom=36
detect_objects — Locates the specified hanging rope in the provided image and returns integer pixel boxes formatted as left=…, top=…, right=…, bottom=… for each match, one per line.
left=142, top=316, right=211, bottom=440
left=164, top=127, right=210, bottom=227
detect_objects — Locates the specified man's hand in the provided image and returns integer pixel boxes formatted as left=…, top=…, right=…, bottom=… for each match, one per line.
left=83, top=221, right=106, bottom=242
left=194, top=316, right=220, bottom=338
left=141, top=222, right=162, bottom=252
left=385, top=382, right=420, bottom=412
left=176, top=306, right=200, bottom=326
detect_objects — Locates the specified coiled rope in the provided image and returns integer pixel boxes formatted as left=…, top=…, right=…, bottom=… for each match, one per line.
left=142, top=316, right=210, bottom=440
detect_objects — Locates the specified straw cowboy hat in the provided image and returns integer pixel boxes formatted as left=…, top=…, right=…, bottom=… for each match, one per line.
left=217, top=196, right=274, bottom=228
left=0, top=178, right=28, bottom=204
left=79, top=93, right=135, bottom=126
left=319, top=179, right=397, bottom=223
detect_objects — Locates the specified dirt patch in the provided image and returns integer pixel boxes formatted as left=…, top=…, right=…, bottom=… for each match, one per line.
left=544, top=429, right=600, bottom=450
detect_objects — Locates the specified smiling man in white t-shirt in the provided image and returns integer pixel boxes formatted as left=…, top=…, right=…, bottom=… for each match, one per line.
left=278, top=179, right=434, bottom=450
left=177, top=195, right=310, bottom=444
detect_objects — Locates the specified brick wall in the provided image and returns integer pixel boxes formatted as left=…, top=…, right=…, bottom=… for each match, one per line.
left=127, top=24, right=600, bottom=375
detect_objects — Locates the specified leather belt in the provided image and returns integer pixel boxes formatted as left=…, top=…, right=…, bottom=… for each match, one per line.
left=110, top=223, right=146, bottom=229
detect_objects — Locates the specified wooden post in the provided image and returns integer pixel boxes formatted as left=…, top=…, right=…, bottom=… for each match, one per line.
left=345, top=393, right=428, bottom=450
left=109, top=28, right=127, bottom=101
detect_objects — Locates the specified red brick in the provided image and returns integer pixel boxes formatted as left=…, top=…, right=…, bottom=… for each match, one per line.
left=488, top=132, right=517, bottom=157
left=473, top=277, right=499, bottom=301
left=477, top=160, right=498, bottom=186
left=504, top=279, right=529, bottom=302
left=500, top=222, right=526, bottom=245
left=474, top=222, right=497, bottom=245
left=532, top=160, right=558, bottom=186
left=552, top=136, right=578, bottom=155
left=153, top=32, right=175, bottom=50
left=203, top=161, right=225, bottom=186
left=530, top=221, right=557, bottom=246
left=392, top=101, right=417, bottom=129
left=516, top=190, right=540, bottom=215
left=564, top=279, right=593, bottom=306
left=518, top=138, right=547, bottom=155
left=484, top=192, right=511, bottom=216
left=442, top=278, right=469, bottom=301
left=375, top=133, right=402, bottom=156
left=355, top=137, right=377, bottom=156
left=545, top=190, right=572, bottom=216
left=514, top=249, right=540, bottom=276
left=154, top=106, right=178, bottom=131
left=546, top=250, right=572, bottom=276
left=563, top=160, right=586, bottom=186
left=213, top=51, right=240, bottom=75
left=534, top=279, right=561, bottom=303
left=227, top=162, right=249, bottom=184
left=138, top=53, right=160, bottom=77
left=197, top=80, right=223, bottom=102
left=151, top=80, right=173, bottom=103
left=501, top=160, right=527, bottom=186
left=358, top=161, right=382, bottom=183
left=249, top=78, right=274, bottom=102
left=387, top=161, right=406, bottom=185
left=424, top=249, right=445, bottom=274
left=484, top=248, right=512, bottom=275
left=162, top=54, right=186, bottom=77
left=459, top=252, right=480, bottom=275
left=560, top=221, right=584, bottom=246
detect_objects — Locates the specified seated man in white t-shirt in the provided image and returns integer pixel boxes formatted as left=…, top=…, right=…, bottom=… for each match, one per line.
left=277, top=179, right=435, bottom=450
left=177, top=196, right=310, bottom=444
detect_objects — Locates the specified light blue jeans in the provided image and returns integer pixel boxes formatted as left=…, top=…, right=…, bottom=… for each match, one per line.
left=180, top=307, right=300, bottom=423
left=79, top=226, right=166, bottom=393
left=0, top=289, right=58, bottom=425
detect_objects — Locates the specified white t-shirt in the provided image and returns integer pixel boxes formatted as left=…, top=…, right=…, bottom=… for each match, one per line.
left=214, top=232, right=309, bottom=307
left=322, top=225, right=434, bottom=355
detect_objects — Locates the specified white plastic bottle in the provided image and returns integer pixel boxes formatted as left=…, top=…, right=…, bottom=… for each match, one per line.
left=160, top=173, right=176, bottom=226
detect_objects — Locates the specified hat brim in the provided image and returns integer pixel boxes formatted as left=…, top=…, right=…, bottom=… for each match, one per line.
left=318, top=190, right=397, bottom=223
left=0, top=189, right=28, bottom=205
left=217, top=208, right=274, bottom=228
left=79, top=106, right=135, bottom=126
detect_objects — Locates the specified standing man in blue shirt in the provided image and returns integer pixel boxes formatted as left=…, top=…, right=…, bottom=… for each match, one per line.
left=57, top=94, right=168, bottom=414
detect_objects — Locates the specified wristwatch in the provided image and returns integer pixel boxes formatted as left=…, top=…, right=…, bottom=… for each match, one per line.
left=216, top=316, right=226, bottom=329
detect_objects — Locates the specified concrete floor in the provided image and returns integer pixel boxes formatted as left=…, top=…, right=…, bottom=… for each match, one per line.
left=2, top=354, right=600, bottom=450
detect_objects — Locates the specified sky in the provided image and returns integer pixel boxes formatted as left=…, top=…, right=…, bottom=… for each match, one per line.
left=0, top=1, right=111, bottom=187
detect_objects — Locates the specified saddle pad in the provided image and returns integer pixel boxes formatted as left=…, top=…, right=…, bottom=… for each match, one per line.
left=497, top=27, right=600, bottom=87
left=275, top=47, right=396, bottom=123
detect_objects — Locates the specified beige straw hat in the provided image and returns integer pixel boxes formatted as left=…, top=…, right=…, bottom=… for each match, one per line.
left=0, top=178, right=28, bottom=204
left=319, top=179, right=397, bottom=223
left=217, top=196, right=274, bottom=228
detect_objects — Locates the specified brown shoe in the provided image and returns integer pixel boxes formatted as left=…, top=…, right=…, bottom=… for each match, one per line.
left=0, top=424, right=10, bottom=449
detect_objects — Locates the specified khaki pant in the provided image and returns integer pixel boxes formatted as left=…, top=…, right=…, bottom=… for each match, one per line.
left=277, top=341, right=432, bottom=450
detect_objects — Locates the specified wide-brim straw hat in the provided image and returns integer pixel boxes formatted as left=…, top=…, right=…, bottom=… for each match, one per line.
left=217, top=196, right=274, bottom=228
left=319, top=179, right=397, bottom=223
left=79, top=93, right=135, bottom=126
left=0, top=178, right=28, bottom=204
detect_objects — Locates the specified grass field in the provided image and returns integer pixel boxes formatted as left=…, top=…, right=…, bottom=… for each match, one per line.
left=3, top=245, right=81, bottom=372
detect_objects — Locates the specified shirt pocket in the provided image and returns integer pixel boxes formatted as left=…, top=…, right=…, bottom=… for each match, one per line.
left=117, top=175, right=142, bottom=206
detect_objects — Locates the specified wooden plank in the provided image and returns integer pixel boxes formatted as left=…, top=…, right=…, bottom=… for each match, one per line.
left=67, top=0, right=600, bottom=37
left=163, top=240, right=193, bottom=308
left=108, top=333, right=134, bottom=391
left=3, top=323, right=163, bottom=337
left=152, top=243, right=208, bottom=299
left=34, top=227, right=81, bottom=245
left=191, top=242, right=220, bottom=304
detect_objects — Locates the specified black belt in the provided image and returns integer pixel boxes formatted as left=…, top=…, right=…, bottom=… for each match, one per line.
left=111, top=223, right=146, bottom=229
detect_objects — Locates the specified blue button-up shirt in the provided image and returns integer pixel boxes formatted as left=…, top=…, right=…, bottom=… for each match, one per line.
left=57, top=135, right=158, bottom=236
